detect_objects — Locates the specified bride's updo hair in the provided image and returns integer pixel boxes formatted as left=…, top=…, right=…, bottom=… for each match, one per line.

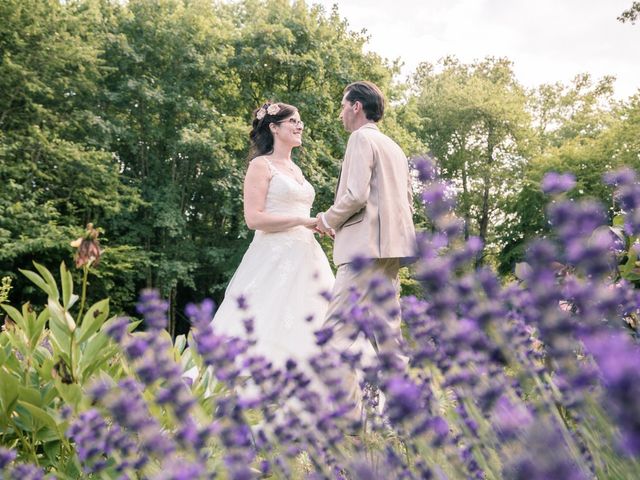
left=248, top=102, right=297, bottom=161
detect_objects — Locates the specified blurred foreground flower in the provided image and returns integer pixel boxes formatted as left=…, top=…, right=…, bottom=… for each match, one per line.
left=70, top=222, right=103, bottom=268
left=541, top=172, right=576, bottom=195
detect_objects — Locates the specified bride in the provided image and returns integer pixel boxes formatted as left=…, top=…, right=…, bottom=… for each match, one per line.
left=209, top=102, right=334, bottom=366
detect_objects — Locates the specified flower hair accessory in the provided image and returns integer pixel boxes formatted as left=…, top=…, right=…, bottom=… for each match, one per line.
left=256, top=103, right=280, bottom=120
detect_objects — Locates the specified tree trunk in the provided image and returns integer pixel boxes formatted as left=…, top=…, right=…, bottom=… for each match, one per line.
left=476, top=177, right=491, bottom=267
left=169, top=285, right=176, bottom=340
left=476, top=127, right=495, bottom=268
left=461, top=158, right=471, bottom=240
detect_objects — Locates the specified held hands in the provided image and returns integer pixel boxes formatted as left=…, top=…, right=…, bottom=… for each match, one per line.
left=314, top=213, right=335, bottom=239
left=301, top=217, right=319, bottom=229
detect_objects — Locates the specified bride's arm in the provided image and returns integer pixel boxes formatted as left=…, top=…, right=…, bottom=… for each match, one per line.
left=243, top=159, right=317, bottom=232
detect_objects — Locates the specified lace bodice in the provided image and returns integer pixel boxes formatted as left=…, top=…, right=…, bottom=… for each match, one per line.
left=263, top=158, right=315, bottom=217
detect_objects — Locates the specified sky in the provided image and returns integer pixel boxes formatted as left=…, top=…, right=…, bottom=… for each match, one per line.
left=311, top=0, right=640, bottom=99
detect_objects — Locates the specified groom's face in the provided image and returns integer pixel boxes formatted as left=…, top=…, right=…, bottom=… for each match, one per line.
left=339, top=93, right=357, bottom=132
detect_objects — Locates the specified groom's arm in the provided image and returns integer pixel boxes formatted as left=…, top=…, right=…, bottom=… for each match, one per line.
left=323, top=131, right=374, bottom=229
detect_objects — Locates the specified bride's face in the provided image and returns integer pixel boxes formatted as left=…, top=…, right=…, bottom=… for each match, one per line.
left=274, top=112, right=304, bottom=148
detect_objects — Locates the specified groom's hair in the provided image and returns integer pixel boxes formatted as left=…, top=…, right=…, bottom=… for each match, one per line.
left=344, top=81, right=385, bottom=122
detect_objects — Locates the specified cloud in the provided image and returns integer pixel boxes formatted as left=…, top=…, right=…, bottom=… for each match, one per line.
left=313, top=0, right=640, bottom=97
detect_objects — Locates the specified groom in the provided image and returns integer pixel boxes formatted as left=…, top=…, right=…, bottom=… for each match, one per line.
left=316, top=81, right=416, bottom=418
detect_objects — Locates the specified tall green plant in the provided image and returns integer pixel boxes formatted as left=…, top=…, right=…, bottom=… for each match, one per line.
left=0, top=261, right=122, bottom=475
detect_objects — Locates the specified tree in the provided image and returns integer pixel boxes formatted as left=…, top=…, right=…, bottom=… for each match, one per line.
left=0, top=0, right=142, bottom=311
left=496, top=76, right=638, bottom=275
left=618, top=1, right=640, bottom=24
left=401, top=57, right=532, bottom=265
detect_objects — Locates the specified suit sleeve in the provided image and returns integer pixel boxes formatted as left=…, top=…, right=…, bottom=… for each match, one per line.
left=407, top=170, right=415, bottom=214
left=324, top=131, right=374, bottom=229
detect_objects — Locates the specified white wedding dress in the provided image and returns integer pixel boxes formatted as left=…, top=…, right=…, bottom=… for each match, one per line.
left=211, top=158, right=334, bottom=366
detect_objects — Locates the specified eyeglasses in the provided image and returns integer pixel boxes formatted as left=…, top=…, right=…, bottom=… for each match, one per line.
left=280, top=118, right=304, bottom=128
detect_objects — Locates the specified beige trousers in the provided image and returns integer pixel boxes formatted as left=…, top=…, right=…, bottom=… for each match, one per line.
left=322, top=258, right=404, bottom=421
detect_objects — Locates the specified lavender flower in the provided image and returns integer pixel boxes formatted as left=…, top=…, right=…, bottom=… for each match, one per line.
left=491, top=395, right=533, bottom=441
left=9, top=463, right=46, bottom=480
left=136, top=289, right=169, bottom=331
left=541, top=172, right=576, bottom=194
left=504, top=423, right=588, bottom=480
left=411, top=155, right=438, bottom=182
left=604, top=167, right=637, bottom=187
left=104, top=316, right=130, bottom=343
left=0, top=447, right=16, bottom=469
left=383, top=375, right=421, bottom=423
left=584, top=331, right=640, bottom=455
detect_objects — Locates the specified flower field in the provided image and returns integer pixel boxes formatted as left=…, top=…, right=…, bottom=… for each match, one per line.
left=1, top=159, right=640, bottom=479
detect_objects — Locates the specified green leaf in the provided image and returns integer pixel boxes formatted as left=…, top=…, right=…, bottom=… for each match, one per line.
left=0, top=304, right=27, bottom=332
left=174, top=333, right=187, bottom=353
left=21, top=303, right=37, bottom=345
left=81, top=345, right=120, bottom=379
left=0, top=369, right=19, bottom=415
left=81, top=331, right=109, bottom=363
left=54, top=381, right=82, bottom=410
left=30, top=308, right=50, bottom=349
left=78, top=332, right=114, bottom=380
left=19, top=402, right=59, bottom=431
left=33, top=261, right=60, bottom=301
left=77, top=299, right=110, bottom=344
left=37, top=356, right=55, bottom=382
left=621, top=243, right=639, bottom=279
left=17, top=386, right=42, bottom=407
left=48, top=312, right=71, bottom=358
left=48, top=298, right=76, bottom=334
left=60, top=262, right=74, bottom=309
left=612, top=214, right=625, bottom=227
left=43, top=440, right=61, bottom=464
left=20, top=268, right=53, bottom=298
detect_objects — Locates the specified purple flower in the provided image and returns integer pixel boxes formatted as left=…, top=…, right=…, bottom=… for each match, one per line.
left=428, top=416, right=450, bottom=446
left=185, top=298, right=215, bottom=325
left=492, top=395, right=533, bottom=441
left=314, top=327, right=334, bottom=346
left=505, top=423, right=588, bottom=480
left=104, top=316, right=130, bottom=343
left=349, top=255, right=372, bottom=272
left=67, top=409, right=139, bottom=475
left=604, top=167, right=636, bottom=186
left=9, top=463, right=45, bottom=480
left=0, top=447, right=16, bottom=469
left=412, top=155, right=438, bottom=182
left=156, top=455, right=207, bottom=480
left=136, top=289, right=169, bottom=331
left=541, top=172, right=576, bottom=194
left=421, top=182, right=456, bottom=219
left=384, top=376, right=421, bottom=423
left=584, top=331, right=640, bottom=455
left=124, top=337, right=148, bottom=359
left=236, top=295, right=248, bottom=311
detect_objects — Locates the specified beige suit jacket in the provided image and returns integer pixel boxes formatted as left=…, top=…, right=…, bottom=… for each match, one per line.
left=323, top=123, right=416, bottom=266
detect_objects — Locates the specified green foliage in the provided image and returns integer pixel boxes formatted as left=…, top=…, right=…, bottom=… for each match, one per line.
left=0, top=277, right=12, bottom=304
left=0, top=0, right=412, bottom=328
left=402, top=57, right=532, bottom=264
left=497, top=82, right=640, bottom=274
left=2, top=0, right=638, bottom=324
left=0, top=262, right=121, bottom=474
